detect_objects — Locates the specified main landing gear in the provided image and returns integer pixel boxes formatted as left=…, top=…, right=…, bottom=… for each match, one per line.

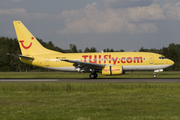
left=89, top=73, right=98, bottom=79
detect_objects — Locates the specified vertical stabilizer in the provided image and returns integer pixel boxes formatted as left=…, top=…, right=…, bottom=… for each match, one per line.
left=13, top=21, right=59, bottom=56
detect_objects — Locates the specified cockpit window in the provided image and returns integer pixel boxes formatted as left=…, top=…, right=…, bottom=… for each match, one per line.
left=159, top=56, right=167, bottom=59
left=163, top=57, right=166, bottom=59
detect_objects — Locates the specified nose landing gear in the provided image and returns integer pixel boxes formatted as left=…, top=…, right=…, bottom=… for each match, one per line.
left=153, top=73, right=156, bottom=78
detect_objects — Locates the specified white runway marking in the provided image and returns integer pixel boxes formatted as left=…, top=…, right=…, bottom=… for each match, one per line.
left=0, top=79, right=58, bottom=82
left=0, top=78, right=180, bottom=83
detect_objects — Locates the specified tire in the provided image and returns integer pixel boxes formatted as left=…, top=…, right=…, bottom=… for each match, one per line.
left=95, top=73, right=98, bottom=78
left=89, top=73, right=95, bottom=79
left=89, top=73, right=98, bottom=79
left=153, top=74, right=156, bottom=78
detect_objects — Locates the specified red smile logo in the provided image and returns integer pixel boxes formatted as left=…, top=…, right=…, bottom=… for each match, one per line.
left=19, top=37, right=34, bottom=49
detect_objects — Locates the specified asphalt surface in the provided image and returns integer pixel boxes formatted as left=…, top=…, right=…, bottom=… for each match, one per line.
left=0, top=78, right=180, bottom=83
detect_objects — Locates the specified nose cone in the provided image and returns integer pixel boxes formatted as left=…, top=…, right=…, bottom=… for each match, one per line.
left=167, top=59, right=174, bottom=65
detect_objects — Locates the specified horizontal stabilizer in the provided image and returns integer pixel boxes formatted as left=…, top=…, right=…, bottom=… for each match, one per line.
left=7, top=53, right=34, bottom=59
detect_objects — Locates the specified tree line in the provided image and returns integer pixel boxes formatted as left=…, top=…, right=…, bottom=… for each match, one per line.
left=0, top=36, right=179, bottom=71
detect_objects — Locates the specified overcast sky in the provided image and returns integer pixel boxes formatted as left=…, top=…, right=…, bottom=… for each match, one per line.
left=1, top=0, right=180, bottom=51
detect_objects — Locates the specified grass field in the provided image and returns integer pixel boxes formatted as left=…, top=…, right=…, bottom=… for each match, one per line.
left=0, top=71, right=180, bottom=78
left=0, top=72, right=180, bottom=119
left=0, top=83, right=180, bottom=120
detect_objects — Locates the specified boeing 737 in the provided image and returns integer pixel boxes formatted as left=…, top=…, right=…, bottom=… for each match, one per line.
left=8, top=21, right=174, bottom=78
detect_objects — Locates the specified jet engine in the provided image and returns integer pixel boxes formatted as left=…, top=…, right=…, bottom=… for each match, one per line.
left=102, top=65, right=125, bottom=75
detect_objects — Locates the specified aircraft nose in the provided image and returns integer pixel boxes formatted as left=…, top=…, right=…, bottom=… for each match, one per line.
left=167, top=59, right=174, bottom=65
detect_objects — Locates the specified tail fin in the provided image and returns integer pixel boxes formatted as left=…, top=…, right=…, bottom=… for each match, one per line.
left=13, top=21, right=59, bottom=56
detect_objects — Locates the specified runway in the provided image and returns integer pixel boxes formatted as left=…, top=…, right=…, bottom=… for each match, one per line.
left=0, top=78, right=180, bottom=83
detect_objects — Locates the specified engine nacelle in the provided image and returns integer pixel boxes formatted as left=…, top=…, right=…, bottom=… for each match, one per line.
left=102, top=65, right=124, bottom=76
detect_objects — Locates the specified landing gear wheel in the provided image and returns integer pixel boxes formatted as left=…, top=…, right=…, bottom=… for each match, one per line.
left=153, top=74, right=156, bottom=78
left=89, top=73, right=98, bottom=79
left=94, top=73, right=98, bottom=78
left=89, top=73, right=95, bottom=79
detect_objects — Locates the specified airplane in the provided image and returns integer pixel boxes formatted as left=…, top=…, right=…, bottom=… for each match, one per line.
left=7, top=21, right=174, bottom=79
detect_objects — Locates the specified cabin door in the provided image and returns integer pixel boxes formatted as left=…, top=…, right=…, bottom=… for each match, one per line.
left=149, top=55, right=154, bottom=64
left=45, top=57, right=50, bottom=66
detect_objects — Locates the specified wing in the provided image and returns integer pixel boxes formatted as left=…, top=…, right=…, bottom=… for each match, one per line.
left=62, top=59, right=106, bottom=70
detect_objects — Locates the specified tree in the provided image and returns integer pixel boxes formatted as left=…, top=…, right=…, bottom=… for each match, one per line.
left=109, top=49, right=114, bottom=52
left=78, top=49, right=82, bottom=53
left=70, top=44, right=78, bottom=53
left=89, top=47, right=97, bottom=52
left=119, top=49, right=125, bottom=52
left=84, top=47, right=90, bottom=53
left=139, top=47, right=148, bottom=52
left=47, top=41, right=54, bottom=50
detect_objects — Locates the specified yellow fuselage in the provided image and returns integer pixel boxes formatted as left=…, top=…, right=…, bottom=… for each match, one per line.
left=21, top=52, right=174, bottom=72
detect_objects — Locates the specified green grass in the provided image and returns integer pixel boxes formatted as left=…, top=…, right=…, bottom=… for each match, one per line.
left=0, top=83, right=180, bottom=120
left=0, top=71, right=180, bottom=78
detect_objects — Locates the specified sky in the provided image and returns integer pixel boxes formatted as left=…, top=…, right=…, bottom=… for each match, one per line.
left=1, top=0, right=180, bottom=52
